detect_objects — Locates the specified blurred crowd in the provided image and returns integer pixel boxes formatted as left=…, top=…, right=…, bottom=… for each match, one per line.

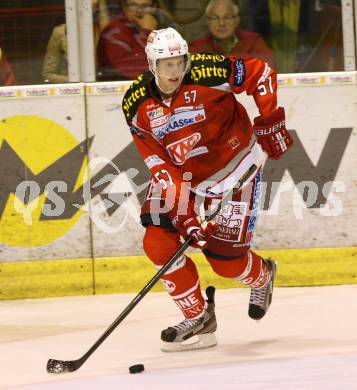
left=0, top=0, right=345, bottom=86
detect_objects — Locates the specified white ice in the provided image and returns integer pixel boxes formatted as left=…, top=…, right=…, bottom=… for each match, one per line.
left=1, top=285, right=357, bottom=390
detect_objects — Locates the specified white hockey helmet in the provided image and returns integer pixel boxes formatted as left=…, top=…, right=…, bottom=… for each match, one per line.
left=145, top=27, right=190, bottom=80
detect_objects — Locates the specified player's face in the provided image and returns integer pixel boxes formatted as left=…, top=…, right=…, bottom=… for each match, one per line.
left=156, top=56, right=186, bottom=94
left=207, top=2, right=240, bottom=41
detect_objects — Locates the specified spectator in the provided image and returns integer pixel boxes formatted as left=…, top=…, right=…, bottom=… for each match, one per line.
left=42, top=0, right=111, bottom=83
left=42, top=23, right=68, bottom=83
left=268, top=0, right=300, bottom=73
left=295, top=0, right=344, bottom=72
left=0, top=47, right=16, bottom=86
left=157, top=0, right=211, bottom=43
left=190, top=0, right=274, bottom=68
left=247, top=0, right=272, bottom=39
left=97, top=0, right=174, bottom=81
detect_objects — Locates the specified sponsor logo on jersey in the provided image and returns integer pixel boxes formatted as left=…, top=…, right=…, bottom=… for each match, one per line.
left=234, top=59, right=246, bottom=86
left=150, top=113, right=170, bottom=127
left=228, top=136, right=240, bottom=149
left=144, top=155, right=165, bottom=169
left=214, top=201, right=247, bottom=242
left=166, top=133, right=208, bottom=165
left=147, top=107, right=164, bottom=120
left=152, top=108, right=206, bottom=139
left=122, top=74, right=146, bottom=118
left=191, top=54, right=225, bottom=63
left=190, top=64, right=228, bottom=83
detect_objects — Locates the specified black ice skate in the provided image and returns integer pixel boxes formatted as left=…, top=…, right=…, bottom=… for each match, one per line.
left=161, top=286, right=217, bottom=352
left=248, top=259, right=277, bottom=320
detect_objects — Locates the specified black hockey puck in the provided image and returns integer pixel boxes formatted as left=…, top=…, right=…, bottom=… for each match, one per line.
left=129, top=364, right=145, bottom=374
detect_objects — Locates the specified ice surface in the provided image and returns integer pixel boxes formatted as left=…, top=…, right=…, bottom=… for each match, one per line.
left=1, top=286, right=357, bottom=389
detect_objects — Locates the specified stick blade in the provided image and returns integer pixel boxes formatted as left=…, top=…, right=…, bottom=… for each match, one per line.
left=46, top=358, right=80, bottom=374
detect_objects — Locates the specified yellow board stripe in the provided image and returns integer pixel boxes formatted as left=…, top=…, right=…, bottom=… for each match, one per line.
left=1, top=247, right=356, bottom=300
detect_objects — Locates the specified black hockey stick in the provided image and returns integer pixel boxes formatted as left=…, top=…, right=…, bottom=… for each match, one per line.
left=46, top=163, right=257, bottom=374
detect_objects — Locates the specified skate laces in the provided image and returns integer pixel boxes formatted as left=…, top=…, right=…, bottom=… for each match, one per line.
left=250, top=261, right=275, bottom=307
left=173, top=317, right=202, bottom=332
left=250, top=287, right=268, bottom=307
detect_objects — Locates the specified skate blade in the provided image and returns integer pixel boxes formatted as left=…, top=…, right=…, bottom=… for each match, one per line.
left=161, top=333, right=217, bottom=352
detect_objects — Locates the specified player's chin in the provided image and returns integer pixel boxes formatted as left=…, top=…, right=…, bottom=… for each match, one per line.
left=164, top=78, right=181, bottom=90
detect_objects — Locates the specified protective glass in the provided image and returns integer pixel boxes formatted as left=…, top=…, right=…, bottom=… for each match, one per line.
left=124, top=1, right=154, bottom=11
left=207, top=15, right=239, bottom=24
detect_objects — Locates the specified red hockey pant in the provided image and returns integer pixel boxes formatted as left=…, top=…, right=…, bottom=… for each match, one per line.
left=143, top=225, right=269, bottom=320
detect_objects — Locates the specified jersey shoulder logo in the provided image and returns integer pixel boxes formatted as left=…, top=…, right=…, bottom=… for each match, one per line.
left=186, top=54, right=231, bottom=87
left=233, top=58, right=246, bottom=86
left=122, top=71, right=151, bottom=122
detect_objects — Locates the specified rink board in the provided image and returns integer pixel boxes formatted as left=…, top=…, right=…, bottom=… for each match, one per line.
left=0, top=72, right=356, bottom=298
left=1, top=247, right=356, bottom=299
left=0, top=84, right=92, bottom=261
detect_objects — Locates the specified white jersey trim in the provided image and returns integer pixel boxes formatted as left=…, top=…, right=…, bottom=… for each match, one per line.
left=210, top=82, right=232, bottom=92
left=155, top=255, right=187, bottom=275
left=192, top=141, right=264, bottom=197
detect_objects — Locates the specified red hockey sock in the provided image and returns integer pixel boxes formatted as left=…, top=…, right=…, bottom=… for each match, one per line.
left=206, top=250, right=270, bottom=288
left=143, top=225, right=205, bottom=319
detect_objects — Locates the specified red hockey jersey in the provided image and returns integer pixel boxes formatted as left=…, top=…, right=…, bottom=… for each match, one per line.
left=122, top=53, right=277, bottom=215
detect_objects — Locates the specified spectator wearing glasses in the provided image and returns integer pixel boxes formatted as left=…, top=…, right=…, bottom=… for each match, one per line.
left=0, top=47, right=16, bottom=86
left=97, top=0, right=174, bottom=80
left=190, top=0, right=274, bottom=68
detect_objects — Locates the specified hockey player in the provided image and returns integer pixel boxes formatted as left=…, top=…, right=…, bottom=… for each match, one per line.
left=122, top=27, right=293, bottom=352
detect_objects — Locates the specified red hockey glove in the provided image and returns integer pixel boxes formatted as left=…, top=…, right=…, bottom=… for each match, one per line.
left=172, top=210, right=216, bottom=250
left=253, top=107, right=293, bottom=160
